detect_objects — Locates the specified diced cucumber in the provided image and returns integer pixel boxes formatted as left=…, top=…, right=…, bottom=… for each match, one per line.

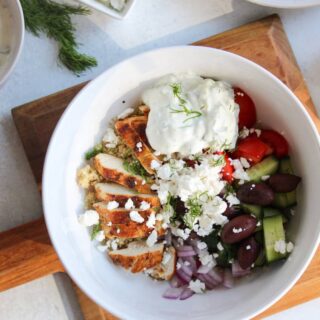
left=263, top=207, right=282, bottom=217
left=263, top=215, right=287, bottom=263
left=241, top=203, right=262, bottom=219
left=272, top=190, right=297, bottom=208
left=279, top=157, right=294, bottom=174
left=254, top=249, right=266, bottom=267
left=247, top=156, right=279, bottom=182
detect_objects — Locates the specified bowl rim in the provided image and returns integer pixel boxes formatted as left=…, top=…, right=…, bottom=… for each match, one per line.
left=0, top=0, right=25, bottom=87
left=247, top=0, right=320, bottom=8
left=42, top=45, right=320, bottom=320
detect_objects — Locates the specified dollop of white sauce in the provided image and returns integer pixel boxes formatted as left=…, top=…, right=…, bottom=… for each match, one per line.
left=143, top=73, right=239, bottom=156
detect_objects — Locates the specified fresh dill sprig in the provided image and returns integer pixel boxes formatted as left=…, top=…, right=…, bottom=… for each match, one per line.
left=123, top=157, right=149, bottom=178
left=183, top=196, right=202, bottom=228
left=85, top=143, right=103, bottom=160
left=21, top=0, right=97, bottom=75
left=91, top=223, right=101, bottom=240
left=170, top=83, right=202, bottom=123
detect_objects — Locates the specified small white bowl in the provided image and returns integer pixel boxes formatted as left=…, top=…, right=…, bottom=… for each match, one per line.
left=43, top=46, right=320, bottom=320
left=77, top=0, right=136, bottom=19
left=0, top=0, right=24, bottom=87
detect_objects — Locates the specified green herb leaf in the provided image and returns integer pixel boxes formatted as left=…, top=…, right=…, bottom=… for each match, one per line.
left=21, top=0, right=97, bottom=75
left=91, top=224, right=101, bottom=240
left=123, top=157, right=148, bottom=178
left=183, top=196, right=202, bottom=228
left=85, top=144, right=103, bottom=160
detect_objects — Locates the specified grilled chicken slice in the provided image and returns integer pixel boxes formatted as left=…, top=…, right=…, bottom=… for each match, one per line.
left=93, top=153, right=153, bottom=194
left=138, top=105, right=150, bottom=116
left=94, top=183, right=160, bottom=207
left=109, top=241, right=164, bottom=273
left=94, top=202, right=164, bottom=239
left=115, top=116, right=161, bottom=174
left=149, top=246, right=176, bottom=280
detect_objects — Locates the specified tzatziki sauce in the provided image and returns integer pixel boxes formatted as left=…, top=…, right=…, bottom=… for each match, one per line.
left=143, top=73, right=239, bottom=156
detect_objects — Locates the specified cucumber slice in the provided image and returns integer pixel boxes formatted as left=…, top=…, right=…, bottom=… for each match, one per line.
left=272, top=190, right=297, bottom=208
left=247, top=156, right=279, bottom=182
left=241, top=203, right=262, bottom=219
left=279, top=157, right=294, bottom=174
left=263, top=207, right=282, bottom=217
left=263, top=215, right=287, bottom=263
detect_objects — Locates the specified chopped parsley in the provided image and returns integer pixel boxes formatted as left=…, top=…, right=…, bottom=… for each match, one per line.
left=170, top=83, right=202, bottom=123
left=91, top=223, right=101, bottom=240
left=85, top=144, right=103, bottom=160
left=123, top=157, right=148, bottom=178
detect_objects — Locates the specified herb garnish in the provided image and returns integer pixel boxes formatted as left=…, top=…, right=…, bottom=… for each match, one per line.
left=123, top=157, right=149, bottom=178
left=85, top=144, right=103, bottom=160
left=91, top=224, right=101, bottom=240
left=170, top=83, right=202, bottom=123
left=183, top=196, right=203, bottom=228
left=21, top=0, right=97, bottom=75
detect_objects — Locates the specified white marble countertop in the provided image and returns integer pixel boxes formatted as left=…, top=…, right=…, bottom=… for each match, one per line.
left=1, top=0, right=320, bottom=319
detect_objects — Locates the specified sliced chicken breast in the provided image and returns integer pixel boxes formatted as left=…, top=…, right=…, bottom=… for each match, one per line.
left=95, top=183, right=160, bottom=207
left=109, top=241, right=164, bottom=273
left=93, top=153, right=153, bottom=194
left=149, top=246, right=176, bottom=281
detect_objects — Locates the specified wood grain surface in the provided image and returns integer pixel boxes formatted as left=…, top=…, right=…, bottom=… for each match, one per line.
left=4, top=14, right=319, bottom=319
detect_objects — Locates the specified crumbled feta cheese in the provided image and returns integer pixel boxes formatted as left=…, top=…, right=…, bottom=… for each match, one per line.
left=95, top=230, right=105, bottom=242
left=140, top=201, right=151, bottom=210
left=286, top=242, right=294, bottom=253
left=162, top=223, right=168, bottom=229
left=197, top=242, right=208, bottom=250
left=239, top=127, right=250, bottom=139
left=261, top=175, right=270, bottom=181
left=198, top=249, right=215, bottom=267
left=151, top=160, right=161, bottom=169
left=231, top=159, right=250, bottom=181
left=255, top=129, right=261, bottom=137
left=146, top=212, right=156, bottom=229
left=116, top=228, right=121, bottom=234
left=274, top=239, right=286, bottom=254
left=226, top=194, right=240, bottom=206
left=256, top=221, right=261, bottom=227
left=233, top=227, right=243, bottom=234
left=129, top=211, right=144, bottom=223
left=117, top=107, right=134, bottom=119
left=213, top=253, right=219, bottom=258
left=176, top=262, right=181, bottom=270
left=217, top=242, right=224, bottom=251
left=136, top=142, right=143, bottom=152
left=156, top=213, right=163, bottom=221
left=142, top=180, right=146, bottom=185
left=246, top=245, right=251, bottom=250
left=103, top=128, right=119, bottom=148
left=107, top=221, right=112, bottom=227
left=107, top=201, right=119, bottom=210
left=110, top=239, right=119, bottom=251
left=173, top=228, right=191, bottom=240
left=154, top=150, right=161, bottom=156
left=188, top=279, right=205, bottom=294
left=146, top=230, right=158, bottom=247
left=184, top=261, right=191, bottom=266
left=240, top=157, right=250, bottom=169
left=125, top=198, right=134, bottom=210
left=78, top=210, right=99, bottom=226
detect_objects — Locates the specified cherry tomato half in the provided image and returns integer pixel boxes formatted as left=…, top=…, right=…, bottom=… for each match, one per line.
left=260, top=130, right=289, bottom=158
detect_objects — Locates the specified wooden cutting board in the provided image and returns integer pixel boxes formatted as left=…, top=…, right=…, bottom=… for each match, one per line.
left=1, top=14, right=319, bottom=319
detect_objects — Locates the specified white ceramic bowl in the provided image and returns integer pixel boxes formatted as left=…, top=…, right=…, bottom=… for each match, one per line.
left=247, top=0, right=320, bottom=8
left=76, top=0, right=136, bottom=19
left=0, top=0, right=24, bottom=87
left=43, top=46, right=320, bottom=320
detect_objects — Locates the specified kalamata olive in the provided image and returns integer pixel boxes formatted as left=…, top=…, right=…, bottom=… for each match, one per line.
left=223, top=206, right=241, bottom=219
left=221, top=215, right=257, bottom=244
left=237, top=236, right=260, bottom=269
left=268, top=173, right=301, bottom=193
left=237, top=182, right=274, bottom=206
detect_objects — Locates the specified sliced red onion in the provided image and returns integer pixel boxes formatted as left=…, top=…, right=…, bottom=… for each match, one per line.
left=176, top=268, right=192, bottom=283
left=197, top=264, right=212, bottom=274
left=208, top=268, right=223, bottom=283
left=197, top=274, right=216, bottom=290
left=180, top=262, right=193, bottom=277
left=180, top=287, right=194, bottom=300
left=182, top=256, right=197, bottom=274
left=177, top=245, right=195, bottom=252
left=170, top=275, right=185, bottom=288
left=177, top=249, right=196, bottom=257
left=202, top=273, right=220, bottom=286
left=232, top=260, right=251, bottom=278
left=223, top=269, right=234, bottom=289
left=163, top=287, right=183, bottom=300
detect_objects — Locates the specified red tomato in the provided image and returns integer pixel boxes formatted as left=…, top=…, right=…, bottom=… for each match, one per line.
left=222, top=154, right=234, bottom=183
left=234, top=87, right=257, bottom=129
left=260, top=130, right=289, bottom=158
left=232, top=135, right=272, bottom=164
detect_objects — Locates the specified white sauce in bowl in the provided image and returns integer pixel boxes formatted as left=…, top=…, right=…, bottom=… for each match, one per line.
left=0, top=0, right=12, bottom=70
left=143, top=73, right=239, bottom=156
